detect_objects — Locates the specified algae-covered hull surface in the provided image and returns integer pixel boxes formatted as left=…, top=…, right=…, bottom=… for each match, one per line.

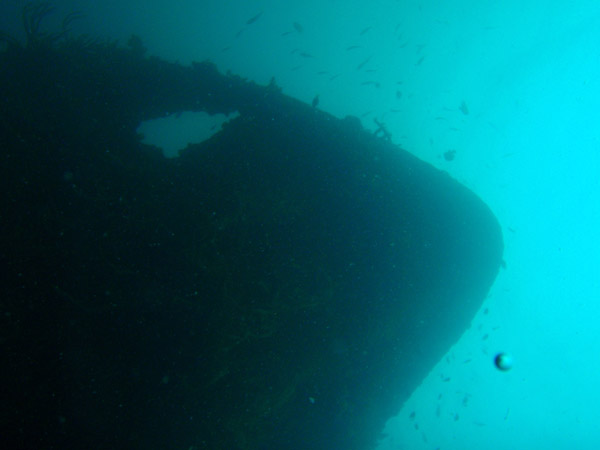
left=0, top=36, right=503, bottom=449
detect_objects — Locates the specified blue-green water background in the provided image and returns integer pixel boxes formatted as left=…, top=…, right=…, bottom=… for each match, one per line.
left=3, top=1, right=599, bottom=448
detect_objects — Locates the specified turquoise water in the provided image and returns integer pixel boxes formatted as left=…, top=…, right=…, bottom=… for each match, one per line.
left=4, top=1, right=598, bottom=448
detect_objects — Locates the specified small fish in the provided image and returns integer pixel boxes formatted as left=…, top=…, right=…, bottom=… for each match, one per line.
left=443, top=150, right=456, bottom=161
left=462, top=358, right=472, bottom=364
left=346, top=45, right=361, bottom=51
left=395, top=90, right=402, bottom=99
left=436, top=405, right=441, bottom=417
left=361, top=81, right=380, bottom=88
left=293, top=22, right=304, bottom=33
left=329, top=73, right=341, bottom=81
left=312, top=95, right=319, bottom=108
left=414, top=423, right=419, bottom=430
left=442, top=377, right=451, bottom=382
left=356, top=55, right=372, bottom=70
left=462, top=394, right=470, bottom=407
left=459, top=100, right=469, bottom=115
left=246, top=11, right=263, bottom=25
left=299, top=52, right=314, bottom=58
left=482, top=334, right=489, bottom=341
left=415, top=55, right=425, bottom=66
left=454, top=413, right=460, bottom=421
left=360, top=26, right=372, bottom=36
left=409, top=411, right=416, bottom=420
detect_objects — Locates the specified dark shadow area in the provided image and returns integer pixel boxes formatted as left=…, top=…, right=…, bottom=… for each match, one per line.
left=0, top=6, right=503, bottom=450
